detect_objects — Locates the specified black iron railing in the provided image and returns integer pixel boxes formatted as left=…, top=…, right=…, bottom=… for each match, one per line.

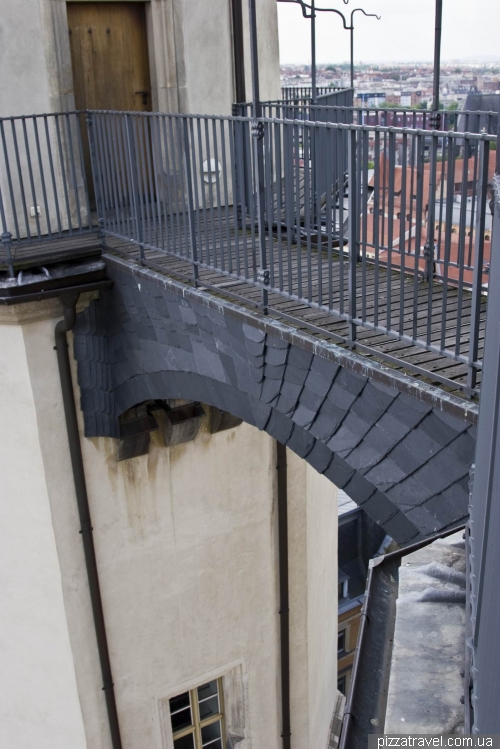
left=0, top=112, right=95, bottom=274
left=0, top=108, right=496, bottom=394
left=281, top=85, right=344, bottom=100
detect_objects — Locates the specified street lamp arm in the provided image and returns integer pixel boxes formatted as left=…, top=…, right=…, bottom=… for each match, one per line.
left=350, top=8, right=381, bottom=26
left=276, top=0, right=313, bottom=19
left=276, top=0, right=351, bottom=21
left=312, top=5, right=352, bottom=30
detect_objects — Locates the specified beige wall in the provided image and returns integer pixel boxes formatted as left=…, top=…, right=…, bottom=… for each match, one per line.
left=0, top=0, right=280, bottom=119
left=0, top=319, right=87, bottom=749
left=288, top=453, right=339, bottom=749
left=1, top=300, right=338, bottom=749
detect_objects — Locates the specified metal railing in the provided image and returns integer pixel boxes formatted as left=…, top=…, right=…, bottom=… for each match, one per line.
left=84, top=110, right=495, bottom=393
left=281, top=85, right=344, bottom=100
left=0, top=107, right=496, bottom=394
left=0, top=112, right=94, bottom=275
left=238, top=102, right=498, bottom=135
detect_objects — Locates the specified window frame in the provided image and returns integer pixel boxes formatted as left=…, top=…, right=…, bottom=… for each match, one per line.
left=337, top=674, right=347, bottom=695
left=170, top=678, right=226, bottom=749
left=338, top=629, right=347, bottom=655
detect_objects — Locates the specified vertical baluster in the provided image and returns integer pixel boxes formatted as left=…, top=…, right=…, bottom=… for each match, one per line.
left=348, top=128, right=358, bottom=343
left=467, top=138, right=490, bottom=391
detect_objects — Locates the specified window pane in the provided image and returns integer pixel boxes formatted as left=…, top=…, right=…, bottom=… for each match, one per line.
left=173, top=733, right=195, bottom=749
left=199, top=694, right=219, bottom=721
left=201, top=719, right=222, bottom=746
left=338, top=631, right=346, bottom=654
left=170, top=692, right=190, bottom=715
left=338, top=676, right=346, bottom=695
left=203, top=740, right=222, bottom=749
left=197, top=680, right=218, bottom=703
left=171, top=707, right=193, bottom=733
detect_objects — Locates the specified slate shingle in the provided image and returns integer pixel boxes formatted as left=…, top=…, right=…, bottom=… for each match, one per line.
left=76, top=262, right=475, bottom=539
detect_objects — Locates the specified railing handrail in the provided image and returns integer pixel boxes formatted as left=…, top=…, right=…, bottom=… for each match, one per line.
left=3, top=109, right=496, bottom=143
left=1, top=106, right=494, bottom=395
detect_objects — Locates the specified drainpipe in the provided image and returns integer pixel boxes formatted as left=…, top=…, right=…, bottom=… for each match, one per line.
left=276, top=441, right=291, bottom=749
left=54, top=291, right=123, bottom=749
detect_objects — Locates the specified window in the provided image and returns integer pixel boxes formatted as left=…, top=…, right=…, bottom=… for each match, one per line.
left=169, top=679, right=225, bottom=749
left=337, top=675, right=347, bottom=695
left=338, top=630, right=346, bottom=655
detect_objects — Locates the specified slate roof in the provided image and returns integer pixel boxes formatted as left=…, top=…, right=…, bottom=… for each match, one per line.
left=73, top=254, right=477, bottom=544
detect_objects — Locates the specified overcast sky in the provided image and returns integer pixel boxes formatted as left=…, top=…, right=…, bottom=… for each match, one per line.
left=277, top=0, right=500, bottom=65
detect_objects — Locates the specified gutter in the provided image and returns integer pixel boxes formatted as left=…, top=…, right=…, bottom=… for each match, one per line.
left=339, top=524, right=465, bottom=749
left=277, top=441, right=291, bottom=749
left=54, top=289, right=122, bottom=749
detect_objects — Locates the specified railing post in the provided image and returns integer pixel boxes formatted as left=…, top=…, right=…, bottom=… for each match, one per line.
left=424, top=131, right=438, bottom=282
left=125, top=113, right=145, bottom=264
left=85, top=112, right=105, bottom=237
left=248, top=0, right=269, bottom=312
left=232, top=103, right=245, bottom=229
left=0, top=182, right=14, bottom=277
left=182, top=117, right=199, bottom=287
left=467, top=138, right=490, bottom=392
left=348, top=127, right=358, bottom=343
left=1, top=231, right=14, bottom=278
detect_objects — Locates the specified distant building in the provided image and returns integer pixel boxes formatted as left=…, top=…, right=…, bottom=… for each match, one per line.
left=337, top=492, right=386, bottom=697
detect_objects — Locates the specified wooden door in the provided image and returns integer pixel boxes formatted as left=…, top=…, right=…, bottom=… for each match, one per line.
left=68, top=2, right=152, bottom=113
left=68, top=2, right=152, bottom=204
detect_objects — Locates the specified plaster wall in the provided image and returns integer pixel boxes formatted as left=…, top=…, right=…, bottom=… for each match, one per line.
left=0, top=319, right=87, bottom=749
left=2, top=300, right=338, bottom=749
left=0, top=0, right=54, bottom=118
left=288, top=452, right=339, bottom=749
left=22, top=310, right=284, bottom=748
left=306, top=464, right=338, bottom=749
left=0, top=0, right=279, bottom=120
left=181, top=0, right=280, bottom=115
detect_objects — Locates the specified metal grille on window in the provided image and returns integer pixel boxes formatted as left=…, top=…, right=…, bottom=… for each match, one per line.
left=169, top=678, right=225, bottom=749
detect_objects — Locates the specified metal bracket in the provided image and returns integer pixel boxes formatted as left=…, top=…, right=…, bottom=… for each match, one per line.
left=423, top=241, right=434, bottom=260
left=251, top=121, right=264, bottom=140
left=429, top=111, right=441, bottom=130
left=257, top=267, right=270, bottom=286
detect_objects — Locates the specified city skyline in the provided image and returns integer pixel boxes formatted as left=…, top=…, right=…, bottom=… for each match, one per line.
left=277, top=0, right=500, bottom=65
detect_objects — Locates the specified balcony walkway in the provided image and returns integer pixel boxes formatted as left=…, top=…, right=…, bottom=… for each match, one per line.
left=1, top=206, right=485, bottom=400
left=97, top=209, right=484, bottom=400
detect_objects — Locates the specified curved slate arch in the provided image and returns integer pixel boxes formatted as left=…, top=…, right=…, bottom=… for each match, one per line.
left=73, top=257, right=475, bottom=544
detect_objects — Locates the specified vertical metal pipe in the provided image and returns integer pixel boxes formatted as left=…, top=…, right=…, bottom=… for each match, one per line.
left=54, top=293, right=122, bottom=749
left=348, top=128, right=358, bottom=342
left=350, top=24, right=354, bottom=89
left=432, top=0, right=443, bottom=125
left=231, top=0, right=246, bottom=103
left=182, top=118, right=199, bottom=286
left=311, top=0, right=317, bottom=104
left=467, top=139, right=490, bottom=391
left=276, top=441, right=291, bottom=749
left=248, top=0, right=269, bottom=311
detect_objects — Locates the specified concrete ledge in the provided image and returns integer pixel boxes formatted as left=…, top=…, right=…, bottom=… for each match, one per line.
left=384, top=531, right=466, bottom=734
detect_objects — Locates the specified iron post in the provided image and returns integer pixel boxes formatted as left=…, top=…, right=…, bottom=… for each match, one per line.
left=248, top=0, right=269, bottom=312
left=431, top=0, right=443, bottom=129
left=231, top=0, right=246, bottom=103
left=311, top=0, right=317, bottom=103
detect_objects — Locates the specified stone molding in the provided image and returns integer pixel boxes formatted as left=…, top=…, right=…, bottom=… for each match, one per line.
left=0, top=291, right=99, bottom=326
